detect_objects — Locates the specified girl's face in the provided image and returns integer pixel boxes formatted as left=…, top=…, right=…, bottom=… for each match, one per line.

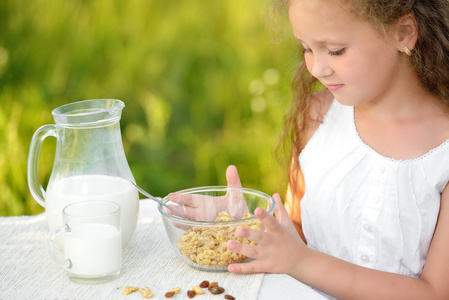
left=289, top=0, right=402, bottom=106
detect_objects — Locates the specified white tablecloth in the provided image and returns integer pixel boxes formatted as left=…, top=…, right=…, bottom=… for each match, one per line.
left=0, top=200, right=327, bottom=300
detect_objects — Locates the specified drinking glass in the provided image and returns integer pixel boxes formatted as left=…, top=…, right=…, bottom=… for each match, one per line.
left=47, top=201, right=122, bottom=284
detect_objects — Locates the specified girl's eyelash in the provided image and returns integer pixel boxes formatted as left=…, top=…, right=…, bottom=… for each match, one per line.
left=328, top=48, right=346, bottom=56
left=301, top=48, right=311, bottom=54
left=300, top=47, right=346, bottom=56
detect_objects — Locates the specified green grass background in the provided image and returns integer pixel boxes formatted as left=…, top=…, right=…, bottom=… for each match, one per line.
left=0, top=0, right=298, bottom=216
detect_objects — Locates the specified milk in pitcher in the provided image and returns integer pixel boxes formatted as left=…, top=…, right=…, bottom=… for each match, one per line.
left=46, top=175, right=139, bottom=249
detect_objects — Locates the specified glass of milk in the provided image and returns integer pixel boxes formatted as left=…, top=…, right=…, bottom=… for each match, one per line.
left=47, top=200, right=122, bottom=284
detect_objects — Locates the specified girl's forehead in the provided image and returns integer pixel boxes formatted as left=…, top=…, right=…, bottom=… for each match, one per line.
left=288, top=0, right=371, bottom=42
left=289, top=0, right=380, bottom=43
left=289, top=0, right=348, bottom=8
left=289, top=0, right=352, bottom=21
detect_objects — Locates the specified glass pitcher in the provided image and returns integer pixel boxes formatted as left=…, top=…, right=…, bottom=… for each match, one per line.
left=27, top=99, right=139, bottom=249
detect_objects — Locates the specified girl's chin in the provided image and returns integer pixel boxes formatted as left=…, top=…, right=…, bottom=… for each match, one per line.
left=333, top=96, right=358, bottom=107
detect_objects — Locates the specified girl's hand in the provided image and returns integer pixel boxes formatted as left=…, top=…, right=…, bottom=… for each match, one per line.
left=227, top=193, right=309, bottom=274
left=167, top=165, right=249, bottom=221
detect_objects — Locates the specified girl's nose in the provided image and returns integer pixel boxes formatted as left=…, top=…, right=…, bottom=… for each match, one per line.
left=309, top=56, right=333, bottom=79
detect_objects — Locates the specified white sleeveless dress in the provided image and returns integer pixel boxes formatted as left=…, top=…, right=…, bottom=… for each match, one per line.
left=299, top=99, right=449, bottom=278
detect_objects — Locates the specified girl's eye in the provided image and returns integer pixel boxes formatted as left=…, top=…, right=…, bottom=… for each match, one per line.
left=301, top=48, right=312, bottom=54
left=328, top=48, right=346, bottom=56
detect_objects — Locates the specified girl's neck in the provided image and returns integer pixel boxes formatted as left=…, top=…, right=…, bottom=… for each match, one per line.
left=353, top=70, right=449, bottom=160
left=355, top=63, right=442, bottom=121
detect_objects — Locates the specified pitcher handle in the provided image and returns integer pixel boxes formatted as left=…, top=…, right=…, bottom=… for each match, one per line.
left=27, top=124, right=57, bottom=207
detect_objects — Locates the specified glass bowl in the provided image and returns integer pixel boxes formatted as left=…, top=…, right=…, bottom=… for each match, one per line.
left=158, top=186, right=275, bottom=272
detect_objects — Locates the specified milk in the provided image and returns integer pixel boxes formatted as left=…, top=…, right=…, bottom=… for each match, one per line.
left=45, top=175, right=139, bottom=248
left=65, top=223, right=122, bottom=276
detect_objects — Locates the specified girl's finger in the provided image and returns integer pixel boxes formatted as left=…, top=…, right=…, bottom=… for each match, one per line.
left=271, top=194, right=299, bottom=234
left=226, top=165, right=243, bottom=189
left=227, top=240, right=258, bottom=258
left=254, top=206, right=282, bottom=232
left=225, top=165, right=250, bottom=218
left=228, top=260, right=262, bottom=274
left=235, top=226, right=264, bottom=243
left=272, top=193, right=291, bottom=223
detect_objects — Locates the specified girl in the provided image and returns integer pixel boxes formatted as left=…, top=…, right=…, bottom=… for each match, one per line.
left=224, top=0, right=449, bottom=299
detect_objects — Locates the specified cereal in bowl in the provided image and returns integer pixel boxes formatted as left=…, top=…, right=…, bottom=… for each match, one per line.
left=177, top=211, right=261, bottom=268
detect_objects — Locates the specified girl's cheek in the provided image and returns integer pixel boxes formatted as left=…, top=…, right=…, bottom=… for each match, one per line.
left=304, top=57, right=314, bottom=75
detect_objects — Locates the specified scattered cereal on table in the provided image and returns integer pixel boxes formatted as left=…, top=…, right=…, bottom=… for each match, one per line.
left=122, top=286, right=139, bottom=295
left=168, top=287, right=181, bottom=294
left=121, top=280, right=233, bottom=298
left=139, top=286, right=154, bottom=298
left=192, top=286, right=205, bottom=295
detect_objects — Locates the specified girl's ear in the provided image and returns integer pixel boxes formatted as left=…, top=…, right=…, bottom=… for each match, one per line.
left=395, top=13, right=418, bottom=52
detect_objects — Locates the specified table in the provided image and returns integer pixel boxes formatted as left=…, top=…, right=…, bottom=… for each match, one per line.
left=0, top=200, right=328, bottom=300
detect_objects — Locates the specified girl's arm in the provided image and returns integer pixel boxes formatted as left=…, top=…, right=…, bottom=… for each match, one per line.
left=227, top=187, right=449, bottom=300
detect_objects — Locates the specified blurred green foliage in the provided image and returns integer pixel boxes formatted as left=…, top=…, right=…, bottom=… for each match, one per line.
left=0, top=0, right=297, bottom=216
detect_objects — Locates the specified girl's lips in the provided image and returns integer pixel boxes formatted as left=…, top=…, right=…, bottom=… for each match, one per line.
left=326, top=84, right=344, bottom=92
